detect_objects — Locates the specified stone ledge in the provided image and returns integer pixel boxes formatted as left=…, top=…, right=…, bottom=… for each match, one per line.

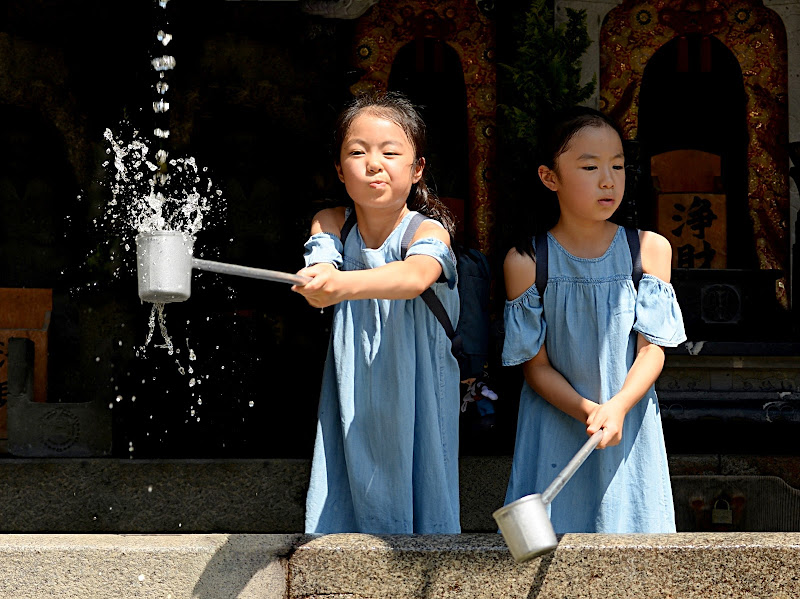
left=289, top=532, right=800, bottom=599
left=2, top=457, right=800, bottom=533
left=2, top=532, right=800, bottom=598
left=0, top=533, right=299, bottom=599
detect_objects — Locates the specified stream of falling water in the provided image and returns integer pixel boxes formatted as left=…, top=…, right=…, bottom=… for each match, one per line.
left=97, top=0, right=225, bottom=424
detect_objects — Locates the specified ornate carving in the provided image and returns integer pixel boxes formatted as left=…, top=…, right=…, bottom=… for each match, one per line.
left=350, top=1, right=497, bottom=255
left=600, top=0, right=789, bottom=307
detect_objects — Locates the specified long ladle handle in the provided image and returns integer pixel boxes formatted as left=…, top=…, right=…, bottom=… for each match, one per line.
left=541, top=429, right=604, bottom=506
left=193, top=258, right=311, bottom=286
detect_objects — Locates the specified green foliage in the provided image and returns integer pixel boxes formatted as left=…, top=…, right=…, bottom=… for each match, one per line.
left=499, top=0, right=596, bottom=156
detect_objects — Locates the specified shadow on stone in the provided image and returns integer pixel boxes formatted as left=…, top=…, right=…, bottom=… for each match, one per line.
left=192, top=534, right=296, bottom=599
left=525, top=549, right=556, bottom=599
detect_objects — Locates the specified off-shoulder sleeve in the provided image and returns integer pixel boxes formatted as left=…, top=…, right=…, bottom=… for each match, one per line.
left=502, top=284, right=546, bottom=366
left=406, top=238, right=458, bottom=289
left=632, top=274, right=687, bottom=347
left=303, top=232, right=343, bottom=269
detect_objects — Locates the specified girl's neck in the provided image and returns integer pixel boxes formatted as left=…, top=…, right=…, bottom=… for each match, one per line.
left=353, top=204, right=411, bottom=248
left=550, top=217, right=618, bottom=259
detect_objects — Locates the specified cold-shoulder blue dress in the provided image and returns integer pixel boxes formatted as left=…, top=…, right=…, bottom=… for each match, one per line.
left=502, top=227, right=686, bottom=533
left=303, top=210, right=461, bottom=534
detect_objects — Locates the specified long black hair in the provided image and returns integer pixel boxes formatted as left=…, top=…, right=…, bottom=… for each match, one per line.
left=332, top=90, right=456, bottom=238
left=512, top=105, right=625, bottom=258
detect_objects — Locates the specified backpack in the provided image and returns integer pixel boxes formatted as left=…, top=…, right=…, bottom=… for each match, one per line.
left=340, top=210, right=491, bottom=382
left=533, top=227, right=643, bottom=297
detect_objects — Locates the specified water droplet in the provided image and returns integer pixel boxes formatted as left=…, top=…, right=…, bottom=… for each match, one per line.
left=156, top=30, right=172, bottom=45
left=151, top=55, right=176, bottom=71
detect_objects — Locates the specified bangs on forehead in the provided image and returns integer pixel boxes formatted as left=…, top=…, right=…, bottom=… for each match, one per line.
left=557, top=121, right=620, bottom=159
left=348, top=106, right=416, bottom=148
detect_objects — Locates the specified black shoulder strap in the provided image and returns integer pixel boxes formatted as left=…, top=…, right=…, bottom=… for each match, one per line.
left=625, top=227, right=643, bottom=291
left=535, top=228, right=642, bottom=295
left=340, top=208, right=358, bottom=248
left=421, top=288, right=460, bottom=344
left=403, top=213, right=457, bottom=341
left=342, top=209, right=428, bottom=260
left=534, top=232, right=548, bottom=298
left=340, top=210, right=460, bottom=352
left=400, top=212, right=428, bottom=259
left=403, top=214, right=461, bottom=355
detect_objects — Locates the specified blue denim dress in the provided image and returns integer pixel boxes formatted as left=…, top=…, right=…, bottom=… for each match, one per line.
left=502, top=227, right=686, bottom=533
left=303, top=210, right=461, bottom=534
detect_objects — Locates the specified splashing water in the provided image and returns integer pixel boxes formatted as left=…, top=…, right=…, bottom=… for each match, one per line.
left=95, top=4, right=225, bottom=375
left=141, top=303, right=174, bottom=355
left=102, top=127, right=221, bottom=237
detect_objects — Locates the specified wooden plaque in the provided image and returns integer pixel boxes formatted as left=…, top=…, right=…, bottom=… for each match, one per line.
left=656, top=193, right=727, bottom=269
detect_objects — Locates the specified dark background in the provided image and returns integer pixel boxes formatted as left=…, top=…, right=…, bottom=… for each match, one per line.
left=0, top=0, right=531, bottom=458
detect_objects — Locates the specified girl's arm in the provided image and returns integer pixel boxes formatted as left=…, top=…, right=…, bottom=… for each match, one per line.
left=504, top=248, right=600, bottom=425
left=294, top=209, right=450, bottom=308
left=585, top=230, right=672, bottom=447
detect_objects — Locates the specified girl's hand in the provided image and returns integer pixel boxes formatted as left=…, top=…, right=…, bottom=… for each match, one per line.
left=586, top=399, right=628, bottom=448
left=292, top=263, right=345, bottom=308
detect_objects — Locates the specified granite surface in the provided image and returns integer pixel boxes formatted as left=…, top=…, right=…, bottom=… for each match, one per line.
left=2, top=531, right=800, bottom=598
left=289, top=532, right=800, bottom=599
left=0, top=533, right=298, bottom=599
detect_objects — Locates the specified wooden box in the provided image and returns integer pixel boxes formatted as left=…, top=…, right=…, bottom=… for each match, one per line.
left=0, top=288, right=52, bottom=450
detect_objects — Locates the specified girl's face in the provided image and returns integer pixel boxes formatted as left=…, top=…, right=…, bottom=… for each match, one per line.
left=538, top=124, right=625, bottom=223
left=336, top=112, right=424, bottom=213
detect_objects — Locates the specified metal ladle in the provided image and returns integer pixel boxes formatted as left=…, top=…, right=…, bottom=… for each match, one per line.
left=136, top=231, right=310, bottom=303
left=493, top=429, right=604, bottom=562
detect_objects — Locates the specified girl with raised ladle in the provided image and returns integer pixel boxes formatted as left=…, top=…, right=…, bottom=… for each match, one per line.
left=501, top=106, right=686, bottom=533
left=293, top=91, right=461, bottom=534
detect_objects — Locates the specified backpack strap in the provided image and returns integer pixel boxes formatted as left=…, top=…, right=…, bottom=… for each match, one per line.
left=400, top=212, right=429, bottom=259
left=340, top=208, right=358, bottom=249
left=401, top=214, right=463, bottom=361
left=340, top=211, right=461, bottom=357
left=341, top=209, right=427, bottom=261
left=535, top=228, right=642, bottom=295
left=624, top=226, right=643, bottom=291
left=534, top=232, right=548, bottom=298
left=420, top=288, right=463, bottom=356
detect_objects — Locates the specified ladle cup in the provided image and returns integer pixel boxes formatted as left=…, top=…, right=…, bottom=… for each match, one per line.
left=493, top=429, right=603, bottom=563
left=136, top=230, right=310, bottom=303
